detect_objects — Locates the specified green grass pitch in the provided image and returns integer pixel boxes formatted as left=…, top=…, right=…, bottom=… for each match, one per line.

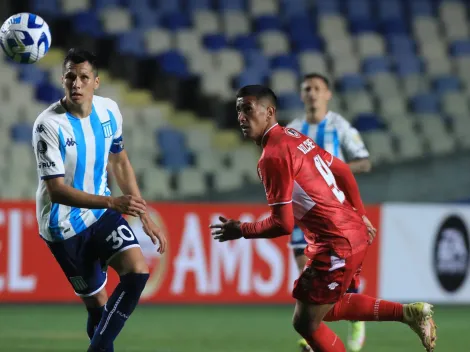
left=0, top=305, right=467, bottom=351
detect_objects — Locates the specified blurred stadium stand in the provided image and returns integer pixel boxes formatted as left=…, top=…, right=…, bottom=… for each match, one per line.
left=2, top=0, right=470, bottom=203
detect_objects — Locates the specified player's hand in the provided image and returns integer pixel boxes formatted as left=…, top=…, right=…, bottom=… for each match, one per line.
left=140, top=213, right=167, bottom=254
left=209, top=216, right=243, bottom=242
left=362, top=215, right=377, bottom=244
left=108, top=195, right=146, bottom=217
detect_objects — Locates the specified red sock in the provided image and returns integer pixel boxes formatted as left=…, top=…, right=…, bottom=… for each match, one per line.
left=324, top=293, right=404, bottom=322
left=305, top=323, right=346, bottom=352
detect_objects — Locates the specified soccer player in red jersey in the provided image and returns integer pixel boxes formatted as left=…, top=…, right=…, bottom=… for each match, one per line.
left=210, top=85, right=437, bottom=352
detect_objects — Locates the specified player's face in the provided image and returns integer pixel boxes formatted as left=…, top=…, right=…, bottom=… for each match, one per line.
left=301, top=77, right=331, bottom=111
left=62, top=61, right=99, bottom=105
left=236, top=96, right=274, bottom=143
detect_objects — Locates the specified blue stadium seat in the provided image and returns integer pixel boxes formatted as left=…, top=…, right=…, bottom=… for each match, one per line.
left=186, top=0, right=212, bottom=11
left=409, top=0, right=434, bottom=16
left=217, top=0, right=245, bottom=11
left=161, top=12, right=191, bottom=30
left=381, top=19, right=408, bottom=35
left=338, top=74, right=366, bottom=92
left=118, top=30, right=145, bottom=56
left=363, top=56, right=391, bottom=75
left=433, top=75, right=461, bottom=94
left=353, top=113, right=384, bottom=132
left=346, top=0, right=372, bottom=20
left=10, top=122, right=33, bottom=144
left=378, top=0, right=403, bottom=20
left=93, top=0, right=120, bottom=9
left=287, top=15, right=315, bottom=35
left=396, top=56, right=422, bottom=76
left=350, top=18, right=378, bottom=34
left=18, top=65, right=47, bottom=85
left=157, top=0, right=182, bottom=14
left=450, top=40, right=470, bottom=56
left=72, top=12, right=103, bottom=37
left=278, top=93, right=303, bottom=110
left=31, top=0, right=61, bottom=17
left=387, top=35, right=416, bottom=56
left=121, top=0, right=153, bottom=12
left=243, top=51, right=270, bottom=76
left=254, top=15, right=282, bottom=32
left=232, top=34, right=258, bottom=52
left=291, top=34, right=323, bottom=53
left=270, top=54, right=299, bottom=72
left=280, top=0, right=309, bottom=19
left=157, top=51, right=189, bottom=78
left=35, top=83, right=62, bottom=104
left=156, top=128, right=191, bottom=170
left=316, top=0, right=340, bottom=14
left=235, top=69, right=267, bottom=88
left=203, top=34, right=229, bottom=51
left=410, top=93, right=439, bottom=114
left=133, top=9, right=161, bottom=29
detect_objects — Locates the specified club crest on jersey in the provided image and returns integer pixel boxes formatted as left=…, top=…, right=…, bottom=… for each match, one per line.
left=285, top=128, right=301, bottom=138
left=101, top=121, right=113, bottom=138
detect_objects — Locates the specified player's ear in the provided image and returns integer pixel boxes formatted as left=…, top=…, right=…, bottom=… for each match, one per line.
left=61, top=76, right=65, bottom=89
left=267, top=105, right=276, bottom=120
left=325, top=89, right=332, bottom=101
left=94, top=76, right=100, bottom=90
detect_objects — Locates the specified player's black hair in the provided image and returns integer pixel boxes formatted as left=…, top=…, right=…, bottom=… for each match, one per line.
left=63, top=48, right=98, bottom=76
left=236, top=85, right=277, bottom=108
left=302, top=73, right=330, bottom=89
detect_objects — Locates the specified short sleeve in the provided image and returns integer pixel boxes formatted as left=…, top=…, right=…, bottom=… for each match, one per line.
left=340, top=124, right=369, bottom=160
left=32, top=120, right=65, bottom=180
left=258, top=154, right=294, bottom=206
left=107, top=99, right=124, bottom=154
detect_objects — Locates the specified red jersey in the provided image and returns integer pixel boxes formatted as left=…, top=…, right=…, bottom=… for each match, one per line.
left=257, top=124, right=368, bottom=258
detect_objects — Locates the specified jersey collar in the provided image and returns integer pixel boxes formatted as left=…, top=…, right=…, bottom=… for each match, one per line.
left=261, top=123, right=280, bottom=147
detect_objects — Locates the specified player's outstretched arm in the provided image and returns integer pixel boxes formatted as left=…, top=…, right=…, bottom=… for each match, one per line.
left=348, top=158, right=371, bottom=174
left=108, top=150, right=167, bottom=253
left=44, top=177, right=146, bottom=217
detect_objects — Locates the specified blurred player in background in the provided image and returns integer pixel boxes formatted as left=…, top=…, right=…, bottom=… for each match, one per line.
left=211, top=85, right=436, bottom=352
left=288, top=73, right=371, bottom=352
left=32, top=48, right=167, bottom=352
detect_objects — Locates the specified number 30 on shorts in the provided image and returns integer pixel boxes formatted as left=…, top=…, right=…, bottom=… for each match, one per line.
left=106, top=225, right=135, bottom=249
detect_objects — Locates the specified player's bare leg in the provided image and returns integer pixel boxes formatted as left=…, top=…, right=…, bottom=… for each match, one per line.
left=294, top=252, right=313, bottom=352
left=293, top=300, right=346, bottom=352
left=88, top=247, right=149, bottom=351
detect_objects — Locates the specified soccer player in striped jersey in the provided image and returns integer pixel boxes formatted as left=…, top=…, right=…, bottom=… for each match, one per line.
left=288, top=73, right=371, bottom=352
left=32, top=49, right=167, bottom=352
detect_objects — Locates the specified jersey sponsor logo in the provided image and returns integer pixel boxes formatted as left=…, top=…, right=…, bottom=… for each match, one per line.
left=327, top=282, right=339, bottom=290
left=297, top=138, right=316, bottom=154
left=37, top=140, right=48, bottom=154
left=64, top=138, right=77, bottom=147
left=102, top=120, right=113, bottom=138
left=38, top=161, right=55, bottom=169
left=285, top=128, right=301, bottom=138
left=433, top=215, right=470, bottom=293
left=35, top=124, right=46, bottom=134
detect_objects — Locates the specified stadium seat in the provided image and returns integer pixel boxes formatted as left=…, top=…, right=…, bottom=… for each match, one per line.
left=60, top=0, right=90, bottom=14
left=133, top=10, right=160, bottom=29
left=258, top=31, right=290, bottom=56
left=409, top=0, right=433, bottom=17
left=194, top=10, right=220, bottom=35
left=217, top=0, right=244, bottom=11
left=270, top=54, right=299, bottom=72
left=433, top=75, right=461, bottom=94
left=203, top=34, right=229, bottom=51
left=254, top=15, right=282, bottom=32
left=213, top=169, right=244, bottom=192
left=362, top=130, right=396, bottom=164
left=249, top=0, right=278, bottom=16
left=235, top=69, right=267, bottom=88
left=271, top=70, right=298, bottom=94
left=378, top=95, right=407, bottom=116
left=395, top=56, right=422, bottom=77
left=298, top=52, right=328, bottom=75
left=35, top=82, right=62, bottom=104
left=378, top=0, right=403, bottom=20
left=426, top=57, right=452, bottom=76
left=414, top=114, right=456, bottom=155
left=141, top=168, right=172, bottom=199
left=175, top=30, right=203, bottom=56
left=200, top=70, right=232, bottom=99
left=410, top=93, right=439, bottom=114
left=280, top=0, right=309, bottom=20
left=176, top=168, right=207, bottom=196
left=451, top=40, right=470, bottom=56
left=10, top=122, right=32, bottom=144
left=413, top=17, right=440, bottom=43
left=395, top=131, right=425, bottom=160
left=243, top=51, right=270, bottom=76
left=157, top=51, right=190, bottom=78
left=72, top=11, right=103, bottom=37
left=369, top=73, right=400, bottom=97
left=346, top=0, right=372, bottom=20
left=157, top=127, right=192, bottom=170
left=355, top=33, right=386, bottom=58
left=319, top=15, right=348, bottom=39
left=187, top=0, right=211, bottom=11
left=144, top=29, right=172, bottom=55
left=118, top=30, right=145, bottom=56
left=401, top=75, right=430, bottom=97
left=158, top=0, right=183, bottom=14
left=214, top=49, right=244, bottom=76
left=441, top=92, right=469, bottom=116
left=381, top=19, right=408, bottom=35
left=161, top=12, right=192, bottom=31
left=327, top=38, right=355, bottom=60
left=332, top=56, right=360, bottom=77
left=362, top=56, right=391, bottom=76
left=387, top=35, right=416, bottom=56
left=450, top=115, right=470, bottom=149
left=31, top=0, right=61, bottom=17
left=343, top=92, right=374, bottom=115
left=316, top=0, right=341, bottom=15
left=337, top=74, right=366, bottom=92
left=278, top=93, right=303, bottom=110
left=223, top=11, right=250, bottom=38
left=100, top=7, right=133, bottom=34
left=196, top=150, right=226, bottom=172
left=350, top=18, right=378, bottom=34
left=18, top=65, right=47, bottom=85
left=353, top=113, right=384, bottom=132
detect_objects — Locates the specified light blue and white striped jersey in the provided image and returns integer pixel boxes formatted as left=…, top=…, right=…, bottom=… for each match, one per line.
left=287, top=111, right=369, bottom=161
left=32, top=95, right=124, bottom=242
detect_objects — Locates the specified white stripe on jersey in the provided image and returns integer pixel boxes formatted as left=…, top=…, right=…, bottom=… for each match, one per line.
left=32, top=95, right=124, bottom=242
left=287, top=111, right=369, bottom=161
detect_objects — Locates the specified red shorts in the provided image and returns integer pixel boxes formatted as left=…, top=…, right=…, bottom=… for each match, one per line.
left=292, top=248, right=367, bottom=305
